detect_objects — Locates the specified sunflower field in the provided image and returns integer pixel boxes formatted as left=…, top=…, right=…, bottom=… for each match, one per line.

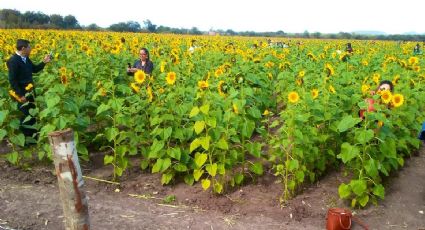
left=0, top=29, right=424, bottom=208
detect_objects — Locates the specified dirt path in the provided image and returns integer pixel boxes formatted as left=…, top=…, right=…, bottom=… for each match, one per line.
left=1, top=146, right=424, bottom=230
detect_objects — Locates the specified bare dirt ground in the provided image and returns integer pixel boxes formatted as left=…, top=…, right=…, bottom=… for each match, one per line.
left=1, top=144, right=424, bottom=230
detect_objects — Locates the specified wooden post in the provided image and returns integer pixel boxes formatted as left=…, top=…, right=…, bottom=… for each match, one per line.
left=48, top=128, right=90, bottom=230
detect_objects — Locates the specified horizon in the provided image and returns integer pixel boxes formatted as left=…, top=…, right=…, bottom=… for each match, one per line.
left=1, top=0, right=424, bottom=35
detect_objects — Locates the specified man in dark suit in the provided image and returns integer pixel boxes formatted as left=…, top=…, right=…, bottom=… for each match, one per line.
left=7, top=39, right=51, bottom=145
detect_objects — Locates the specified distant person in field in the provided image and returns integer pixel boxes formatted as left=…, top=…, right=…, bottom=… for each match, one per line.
left=413, top=43, right=422, bottom=55
left=188, top=39, right=197, bottom=53
left=7, top=39, right=52, bottom=145
left=359, top=80, right=394, bottom=120
left=346, top=43, right=353, bottom=53
left=127, top=47, right=154, bottom=75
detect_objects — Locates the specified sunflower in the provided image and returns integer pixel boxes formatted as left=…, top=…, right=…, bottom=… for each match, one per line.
left=66, top=43, right=73, bottom=51
left=288, top=91, right=300, bottom=103
left=215, top=68, right=224, bottom=77
left=279, top=62, right=291, bottom=70
left=386, top=56, right=396, bottom=63
left=361, top=60, right=369, bottom=66
left=253, top=58, right=261, bottom=63
left=296, top=78, right=303, bottom=86
left=81, top=44, right=89, bottom=52
left=134, top=70, right=146, bottom=84
left=399, top=60, right=407, bottom=68
left=222, top=63, right=232, bottom=71
left=9, top=90, right=22, bottom=102
left=147, top=86, right=153, bottom=102
left=339, top=52, right=349, bottom=62
left=217, top=80, right=227, bottom=97
left=198, top=80, right=209, bottom=90
left=361, top=84, right=370, bottom=94
left=380, top=90, right=392, bottom=104
left=160, top=61, right=166, bottom=73
left=392, top=75, right=400, bottom=85
left=25, top=83, right=33, bottom=91
left=267, top=72, right=273, bottom=80
left=307, top=52, right=316, bottom=60
left=166, top=72, right=176, bottom=85
left=311, top=89, right=319, bottom=99
left=329, top=85, right=336, bottom=94
left=264, top=61, right=274, bottom=68
left=325, top=63, right=334, bottom=76
left=391, top=94, right=404, bottom=107
left=372, top=73, right=380, bottom=84
left=59, top=66, right=67, bottom=75
left=263, top=109, right=270, bottom=116
left=171, top=53, right=180, bottom=64
left=171, top=48, right=179, bottom=56
left=298, top=70, right=305, bottom=78
left=413, top=65, right=420, bottom=72
left=111, top=45, right=120, bottom=54
left=100, top=88, right=107, bottom=96
left=130, top=83, right=140, bottom=93
left=232, top=103, right=239, bottom=114
left=60, top=74, right=68, bottom=85
left=408, top=56, right=419, bottom=65
left=86, top=49, right=93, bottom=56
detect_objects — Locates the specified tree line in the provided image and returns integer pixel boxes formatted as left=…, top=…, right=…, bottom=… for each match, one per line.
left=1, top=9, right=424, bottom=41
left=0, top=9, right=80, bottom=29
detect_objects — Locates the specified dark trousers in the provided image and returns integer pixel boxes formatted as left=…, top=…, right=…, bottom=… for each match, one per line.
left=17, top=95, right=38, bottom=141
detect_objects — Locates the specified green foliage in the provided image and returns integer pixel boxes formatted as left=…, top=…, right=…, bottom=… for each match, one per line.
left=0, top=30, right=422, bottom=206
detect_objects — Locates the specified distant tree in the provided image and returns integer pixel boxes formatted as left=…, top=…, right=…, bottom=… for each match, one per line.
left=0, top=9, right=22, bottom=28
left=109, top=22, right=126, bottom=32
left=171, top=28, right=185, bottom=34
left=50, top=14, right=64, bottom=28
left=63, top=15, right=79, bottom=29
left=303, top=30, right=310, bottom=38
left=338, top=32, right=352, bottom=39
left=352, top=34, right=364, bottom=40
left=23, top=11, right=49, bottom=25
left=312, top=32, right=321, bottom=38
left=190, top=27, right=202, bottom=35
left=109, top=21, right=141, bottom=32
left=156, top=25, right=171, bottom=33
left=276, top=30, right=286, bottom=36
left=226, top=29, right=236, bottom=36
left=85, top=23, right=101, bottom=31
left=1, top=8, right=425, bottom=41
left=329, top=34, right=337, bottom=39
left=143, top=19, right=157, bottom=33
left=127, top=21, right=141, bottom=32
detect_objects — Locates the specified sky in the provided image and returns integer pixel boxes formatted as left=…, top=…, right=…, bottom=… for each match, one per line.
left=1, top=0, right=424, bottom=34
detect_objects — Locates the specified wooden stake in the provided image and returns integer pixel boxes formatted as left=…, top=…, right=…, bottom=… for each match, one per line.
left=48, top=128, right=90, bottom=230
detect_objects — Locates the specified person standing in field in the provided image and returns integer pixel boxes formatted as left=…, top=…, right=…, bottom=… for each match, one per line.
left=359, top=80, right=394, bottom=120
left=7, top=39, right=52, bottom=145
left=413, top=43, right=422, bottom=55
left=346, top=43, right=353, bottom=53
left=127, top=47, right=154, bottom=75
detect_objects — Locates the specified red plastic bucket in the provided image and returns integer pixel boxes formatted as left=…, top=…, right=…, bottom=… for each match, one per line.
left=326, top=208, right=352, bottom=230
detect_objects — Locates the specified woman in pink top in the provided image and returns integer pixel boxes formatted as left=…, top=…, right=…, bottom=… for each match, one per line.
left=359, top=80, right=394, bottom=120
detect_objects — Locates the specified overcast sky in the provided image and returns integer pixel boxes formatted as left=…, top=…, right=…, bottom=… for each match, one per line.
left=1, top=0, right=423, bottom=34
